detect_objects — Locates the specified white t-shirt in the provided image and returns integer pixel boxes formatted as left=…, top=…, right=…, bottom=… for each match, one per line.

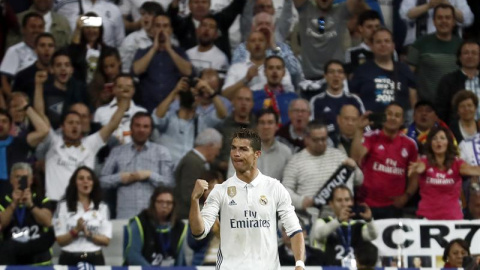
left=0, top=42, right=37, bottom=76
left=186, top=45, right=229, bottom=74
left=45, top=130, right=105, bottom=200
left=54, top=201, right=112, bottom=252
left=196, top=170, right=302, bottom=270
left=119, top=29, right=152, bottom=73
left=54, top=0, right=125, bottom=47
left=94, top=99, right=147, bottom=144
left=222, top=61, right=294, bottom=92
left=459, top=134, right=480, bottom=166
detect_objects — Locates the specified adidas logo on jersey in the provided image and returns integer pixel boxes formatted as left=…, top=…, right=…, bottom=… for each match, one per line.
left=229, top=200, right=237, bottom=206
left=377, top=145, right=385, bottom=150
left=323, top=107, right=331, bottom=113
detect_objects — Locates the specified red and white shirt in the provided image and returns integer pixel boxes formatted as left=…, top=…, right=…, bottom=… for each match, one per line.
left=417, top=156, right=464, bottom=220
left=360, top=130, right=418, bottom=207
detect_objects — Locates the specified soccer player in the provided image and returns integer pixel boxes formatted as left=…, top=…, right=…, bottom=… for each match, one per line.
left=189, top=129, right=306, bottom=269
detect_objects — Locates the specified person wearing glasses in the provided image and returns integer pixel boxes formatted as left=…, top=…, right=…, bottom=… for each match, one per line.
left=124, top=187, right=188, bottom=266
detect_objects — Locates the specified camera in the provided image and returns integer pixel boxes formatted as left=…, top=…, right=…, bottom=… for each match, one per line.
left=19, top=176, right=28, bottom=190
left=80, top=16, right=102, bottom=27
left=351, top=204, right=366, bottom=220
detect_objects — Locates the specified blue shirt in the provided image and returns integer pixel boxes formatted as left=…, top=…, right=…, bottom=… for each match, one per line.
left=349, top=60, right=416, bottom=113
left=133, top=46, right=190, bottom=112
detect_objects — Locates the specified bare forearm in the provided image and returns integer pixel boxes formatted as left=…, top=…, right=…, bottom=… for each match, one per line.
left=455, top=8, right=464, bottom=23
left=31, top=208, right=52, bottom=227
left=407, top=3, right=430, bottom=19
left=133, top=48, right=156, bottom=75
left=290, top=233, right=305, bottom=262
left=99, top=106, right=127, bottom=141
left=91, top=234, right=110, bottom=246
left=351, top=129, right=366, bottom=163
left=0, top=204, right=15, bottom=228
left=56, top=234, right=76, bottom=246
left=222, top=79, right=246, bottom=100
left=189, top=199, right=205, bottom=236
left=155, top=90, right=177, bottom=118
left=34, top=84, right=46, bottom=116
left=1, top=75, right=12, bottom=97
left=212, top=96, right=228, bottom=119
left=167, top=47, right=192, bottom=76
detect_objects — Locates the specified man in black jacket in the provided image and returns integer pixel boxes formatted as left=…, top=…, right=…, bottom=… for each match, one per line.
left=167, top=0, right=246, bottom=59
left=436, top=40, right=480, bottom=124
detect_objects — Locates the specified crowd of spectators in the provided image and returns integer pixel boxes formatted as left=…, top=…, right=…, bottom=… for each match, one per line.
left=0, top=0, right=480, bottom=267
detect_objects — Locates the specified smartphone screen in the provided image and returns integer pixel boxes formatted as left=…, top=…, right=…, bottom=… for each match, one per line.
left=19, top=176, right=28, bottom=190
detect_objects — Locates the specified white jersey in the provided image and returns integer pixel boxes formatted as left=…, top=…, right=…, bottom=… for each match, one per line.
left=195, top=170, right=301, bottom=270
left=459, top=134, right=480, bottom=166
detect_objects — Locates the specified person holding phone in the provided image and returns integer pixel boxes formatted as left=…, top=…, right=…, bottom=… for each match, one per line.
left=54, top=166, right=112, bottom=265
left=311, top=185, right=377, bottom=266
left=0, top=162, right=55, bottom=265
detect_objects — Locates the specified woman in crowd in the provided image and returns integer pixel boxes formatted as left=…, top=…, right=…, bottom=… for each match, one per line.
left=450, top=90, right=479, bottom=143
left=54, top=166, right=112, bottom=265
left=409, top=126, right=480, bottom=220
left=68, top=12, right=113, bottom=85
left=88, top=47, right=122, bottom=108
left=124, top=187, right=187, bottom=266
left=443, top=239, right=470, bottom=268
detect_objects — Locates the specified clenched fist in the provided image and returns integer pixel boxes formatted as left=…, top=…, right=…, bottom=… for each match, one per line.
left=191, top=179, right=209, bottom=200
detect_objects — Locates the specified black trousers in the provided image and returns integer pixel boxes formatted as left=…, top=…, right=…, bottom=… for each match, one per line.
left=59, top=250, right=105, bottom=265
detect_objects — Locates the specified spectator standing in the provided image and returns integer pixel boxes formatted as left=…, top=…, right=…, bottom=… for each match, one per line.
left=54, top=166, right=112, bottom=265
left=54, top=0, right=125, bottom=47
left=407, top=4, right=462, bottom=105
left=0, top=13, right=44, bottom=100
left=175, top=128, right=222, bottom=219
left=351, top=103, right=418, bottom=219
left=101, top=112, right=174, bottom=219
left=436, top=41, right=480, bottom=124
left=133, top=14, right=192, bottom=112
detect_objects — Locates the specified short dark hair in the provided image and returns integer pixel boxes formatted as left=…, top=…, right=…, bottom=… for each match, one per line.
left=443, top=238, right=470, bottom=262
left=452, top=90, right=479, bottom=112
left=456, top=40, right=480, bottom=66
left=305, top=120, right=327, bottom=136
left=324, top=59, right=344, bottom=74
left=114, top=72, right=134, bottom=85
left=130, top=111, right=154, bottom=130
left=140, top=1, right=164, bottom=15
left=50, top=49, right=71, bottom=66
left=61, top=111, right=81, bottom=125
left=328, top=185, right=352, bottom=202
left=434, top=3, right=455, bottom=19
left=34, top=32, right=55, bottom=47
left=385, top=102, right=404, bottom=117
left=257, top=107, right=279, bottom=124
left=231, top=128, right=262, bottom=152
left=357, top=10, right=381, bottom=26
left=22, top=12, right=44, bottom=28
left=355, top=242, right=379, bottom=267
left=154, top=13, right=171, bottom=23
left=201, top=14, right=218, bottom=28
left=64, top=166, right=102, bottom=212
left=0, top=109, right=12, bottom=124
left=265, top=55, right=285, bottom=68
left=414, top=100, right=436, bottom=112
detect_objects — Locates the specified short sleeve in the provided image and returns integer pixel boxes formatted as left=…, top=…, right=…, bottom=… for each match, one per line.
left=53, top=202, right=69, bottom=236
left=0, top=46, right=20, bottom=76
left=362, top=132, right=374, bottom=152
left=276, top=182, right=301, bottom=237
left=99, top=204, right=112, bottom=238
left=85, top=132, right=106, bottom=153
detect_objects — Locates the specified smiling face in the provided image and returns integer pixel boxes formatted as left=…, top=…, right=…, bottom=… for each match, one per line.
left=230, top=138, right=261, bottom=173
left=457, top=98, right=477, bottom=121
left=382, top=104, right=404, bottom=133
left=76, top=169, right=94, bottom=197
left=433, top=7, right=455, bottom=37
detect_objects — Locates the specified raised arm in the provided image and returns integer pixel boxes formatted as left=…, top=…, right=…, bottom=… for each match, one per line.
left=25, top=105, right=50, bottom=147
left=133, top=34, right=159, bottom=75
left=164, top=32, right=192, bottom=76
left=346, top=0, right=369, bottom=15
left=154, top=77, right=188, bottom=118
left=222, top=64, right=258, bottom=100
left=460, top=163, right=480, bottom=176
left=351, top=112, right=370, bottom=164
left=98, top=98, right=129, bottom=142
left=189, top=180, right=209, bottom=236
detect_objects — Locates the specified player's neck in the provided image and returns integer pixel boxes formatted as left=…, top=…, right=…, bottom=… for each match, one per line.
left=236, top=168, right=259, bottom=184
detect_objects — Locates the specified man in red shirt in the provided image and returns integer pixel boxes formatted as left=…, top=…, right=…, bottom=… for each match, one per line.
left=351, top=103, right=418, bottom=219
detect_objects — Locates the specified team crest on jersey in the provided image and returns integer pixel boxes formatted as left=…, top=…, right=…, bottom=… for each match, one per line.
left=401, top=148, right=408, bottom=158
left=259, top=195, right=268, bottom=205
left=447, top=169, right=453, bottom=175
left=227, top=186, right=236, bottom=198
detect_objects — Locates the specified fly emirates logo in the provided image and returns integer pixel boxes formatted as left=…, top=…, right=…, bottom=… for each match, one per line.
left=373, top=158, right=405, bottom=175
left=426, top=172, right=455, bottom=185
left=230, top=210, right=271, bottom=229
